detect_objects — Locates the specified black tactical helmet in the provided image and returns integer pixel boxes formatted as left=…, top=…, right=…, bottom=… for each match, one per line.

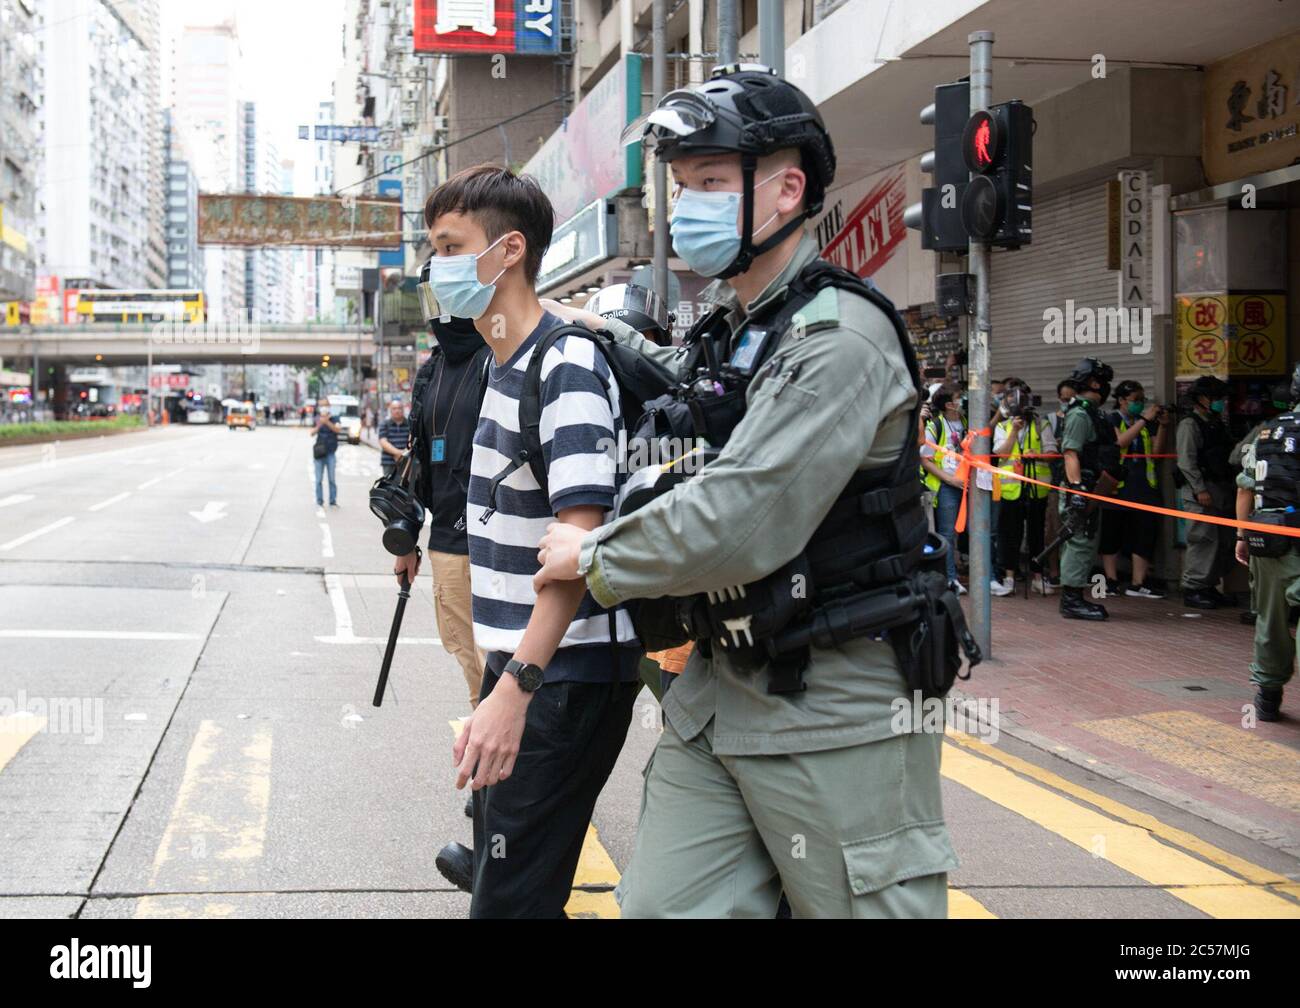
left=587, top=282, right=673, bottom=340
left=635, top=64, right=836, bottom=277
left=1068, top=357, right=1114, bottom=402
left=1189, top=375, right=1230, bottom=402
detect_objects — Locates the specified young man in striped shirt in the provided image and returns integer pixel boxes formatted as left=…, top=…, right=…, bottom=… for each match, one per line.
left=423, top=164, right=642, bottom=918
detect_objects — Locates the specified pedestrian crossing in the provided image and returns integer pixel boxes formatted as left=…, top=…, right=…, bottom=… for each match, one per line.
left=0, top=708, right=1295, bottom=917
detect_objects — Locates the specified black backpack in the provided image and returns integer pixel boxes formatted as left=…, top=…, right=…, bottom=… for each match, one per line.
left=484, top=324, right=679, bottom=510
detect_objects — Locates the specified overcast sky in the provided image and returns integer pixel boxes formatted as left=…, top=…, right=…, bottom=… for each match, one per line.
left=160, top=0, right=348, bottom=194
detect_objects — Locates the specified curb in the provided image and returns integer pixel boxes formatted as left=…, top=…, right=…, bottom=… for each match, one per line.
left=950, top=683, right=1300, bottom=863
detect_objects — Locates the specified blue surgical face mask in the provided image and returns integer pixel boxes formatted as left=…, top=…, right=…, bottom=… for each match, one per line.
left=426, top=233, right=508, bottom=320
left=669, top=170, right=784, bottom=278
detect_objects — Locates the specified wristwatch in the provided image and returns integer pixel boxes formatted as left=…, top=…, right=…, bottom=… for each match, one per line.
left=502, top=658, right=545, bottom=692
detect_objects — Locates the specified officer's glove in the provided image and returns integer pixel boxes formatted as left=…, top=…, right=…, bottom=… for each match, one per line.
left=1065, top=482, right=1090, bottom=514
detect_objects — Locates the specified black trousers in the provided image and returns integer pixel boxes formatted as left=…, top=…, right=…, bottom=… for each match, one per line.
left=470, top=657, right=640, bottom=919
left=998, top=493, right=1048, bottom=575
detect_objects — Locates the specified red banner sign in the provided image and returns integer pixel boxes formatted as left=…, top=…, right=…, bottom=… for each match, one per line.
left=820, top=168, right=907, bottom=280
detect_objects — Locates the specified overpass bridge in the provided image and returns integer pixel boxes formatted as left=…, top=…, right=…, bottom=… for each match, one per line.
left=0, top=323, right=421, bottom=367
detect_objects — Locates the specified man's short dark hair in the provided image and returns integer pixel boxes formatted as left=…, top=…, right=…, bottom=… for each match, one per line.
left=424, top=164, right=554, bottom=283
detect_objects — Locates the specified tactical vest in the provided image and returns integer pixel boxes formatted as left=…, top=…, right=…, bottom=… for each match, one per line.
left=1253, top=411, right=1300, bottom=511
left=1070, top=399, right=1121, bottom=485
left=623, top=259, right=976, bottom=696
left=1244, top=410, right=1300, bottom=557
left=1192, top=413, right=1234, bottom=484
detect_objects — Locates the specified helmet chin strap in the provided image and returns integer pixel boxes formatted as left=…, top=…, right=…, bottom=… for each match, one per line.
left=717, top=153, right=806, bottom=280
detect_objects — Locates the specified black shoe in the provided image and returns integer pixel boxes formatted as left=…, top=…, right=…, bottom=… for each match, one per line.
left=1060, top=587, right=1108, bottom=621
left=1104, top=578, right=1121, bottom=597
left=464, top=794, right=473, bottom=819
left=1240, top=610, right=1258, bottom=625
left=1207, top=587, right=1236, bottom=607
left=1183, top=589, right=1218, bottom=609
left=1254, top=687, right=1283, bottom=722
left=435, top=842, right=474, bottom=894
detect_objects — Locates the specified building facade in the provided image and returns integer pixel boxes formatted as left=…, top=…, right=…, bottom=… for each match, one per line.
left=173, top=21, right=244, bottom=324
left=40, top=0, right=160, bottom=290
left=162, top=108, right=204, bottom=291
left=0, top=0, right=42, bottom=303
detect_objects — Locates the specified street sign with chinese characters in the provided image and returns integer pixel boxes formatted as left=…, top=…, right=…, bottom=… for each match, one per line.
left=1204, top=30, right=1300, bottom=184
left=197, top=194, right=402, bottom=248
left=413, top=0, right=561, bottom=55
left=1175, top=292, right=1286, bottom=379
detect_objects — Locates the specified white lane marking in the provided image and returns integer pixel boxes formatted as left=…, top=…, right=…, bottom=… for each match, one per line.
left=0, top=629, right=201, bottom=640
left=138, top=466, right=186, bottom=490
left=319, top=523, right=334, bottom=558
left=88, top=490, right=130, bottom=512
left=0, top=432, right=209, bottom=481
left=323, top=573, right=354, bottom=640
left=0, top=493, right=35, bottom=508
left=189, top=501, right=228, bottom=523
left=1, top=516, right=75, bottom=551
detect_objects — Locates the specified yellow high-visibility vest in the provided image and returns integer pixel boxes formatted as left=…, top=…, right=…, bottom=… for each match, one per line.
left=1117, top=417, right=1157, bottom=490
left=995, top=419, right=1051, bottom=501
left=922, top=414, right=960, bottom=494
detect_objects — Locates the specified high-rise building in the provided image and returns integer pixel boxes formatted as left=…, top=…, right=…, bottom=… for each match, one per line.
left=162, top=109, right=204, bottom=291
left=173, top=20, right=244, bottom=323
left=112, top=0, right=166, bottom=288
left=0, top=0, right=42, bottom=302
left=40, top=0, right=161, bottom=290
left=240, top=100, right=291, bottom=325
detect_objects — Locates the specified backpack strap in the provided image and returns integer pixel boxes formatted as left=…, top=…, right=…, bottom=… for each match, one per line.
left=481, top=323, right=606, bottom=523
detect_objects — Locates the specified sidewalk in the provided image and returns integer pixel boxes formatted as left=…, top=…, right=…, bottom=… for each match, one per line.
left=963, top=586, right=1300, bottom=858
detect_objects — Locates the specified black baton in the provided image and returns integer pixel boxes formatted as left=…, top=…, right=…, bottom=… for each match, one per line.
left=373, top=571, right=412, bottom=707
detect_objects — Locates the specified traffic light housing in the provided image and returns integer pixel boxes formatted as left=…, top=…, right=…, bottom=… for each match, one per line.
left=904, top=80, right=970, bottom=253
left=960, top=100, right=1033, bottom=249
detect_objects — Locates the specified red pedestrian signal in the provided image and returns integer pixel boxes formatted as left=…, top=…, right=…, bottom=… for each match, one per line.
left=962, top=110, right=998, bottom=173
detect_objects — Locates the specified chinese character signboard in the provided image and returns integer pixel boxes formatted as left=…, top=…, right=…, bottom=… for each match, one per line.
left=1203, top=30, right=1300, bottom=184
left=413, top=0, right=561, bottom=55
left=197, top=194, right=402, bottom=248
left=1175, top=292, right=1286, bottom=379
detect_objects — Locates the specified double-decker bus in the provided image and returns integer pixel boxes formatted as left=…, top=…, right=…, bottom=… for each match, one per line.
left=74, top=289, right=205, bottom=324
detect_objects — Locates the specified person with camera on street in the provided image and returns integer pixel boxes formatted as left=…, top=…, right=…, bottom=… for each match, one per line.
left=993, top=378, right=1056, bottom=596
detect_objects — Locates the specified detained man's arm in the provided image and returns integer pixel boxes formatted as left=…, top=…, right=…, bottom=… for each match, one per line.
left=454, top=502, right=604, bottom=792
left=1235, top=487, right=1252, bottom=566
left=536, top=312, right=910, bottom=603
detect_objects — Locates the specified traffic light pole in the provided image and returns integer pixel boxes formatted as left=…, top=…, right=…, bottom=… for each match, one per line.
left=967, top=30, right=995, bottom=659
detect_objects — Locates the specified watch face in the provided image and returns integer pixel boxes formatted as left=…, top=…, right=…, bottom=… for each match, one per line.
left=508, top=661, right=544, bottom=691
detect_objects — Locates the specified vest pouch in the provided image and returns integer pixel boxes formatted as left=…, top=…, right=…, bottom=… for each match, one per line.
left=891, top=571, right=979, bottom=701
left=1246, top=511, right=1298, bottom=559
left=628, top=597, right=693, bottom=653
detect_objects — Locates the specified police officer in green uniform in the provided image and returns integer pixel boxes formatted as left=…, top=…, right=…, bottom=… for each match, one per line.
left=1177, top=375, right=1236, bottom=608
left=1233, top=362, right=1300, bottom=722
left=1058, top=358, right=1122, bottom=621
left=534, top=64, right=975, bottom=918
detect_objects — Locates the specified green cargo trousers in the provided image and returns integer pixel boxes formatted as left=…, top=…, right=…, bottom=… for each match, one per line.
left=1059, top=499, right=1100, bottom=589
left=1249, top=550, right=1300, bottom=690
left=615, top=718, right=956, bottom=918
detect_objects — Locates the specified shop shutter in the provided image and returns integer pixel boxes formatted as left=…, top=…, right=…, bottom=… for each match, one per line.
left=989, top=178, right=1154, bottom=401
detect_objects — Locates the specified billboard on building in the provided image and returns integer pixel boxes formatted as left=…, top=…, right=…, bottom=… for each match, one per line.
left=413, top=0, right=561, bottom=55
left=198, top=194, right=403, bottom=248
left=522, top=54, right=642, bottom=223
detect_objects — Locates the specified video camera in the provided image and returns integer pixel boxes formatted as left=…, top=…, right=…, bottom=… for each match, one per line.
left=1004, top=386, right=1042, bottom=420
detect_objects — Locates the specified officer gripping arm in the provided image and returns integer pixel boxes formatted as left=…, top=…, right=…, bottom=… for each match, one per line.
left=541, top=275, right=913, bottom=605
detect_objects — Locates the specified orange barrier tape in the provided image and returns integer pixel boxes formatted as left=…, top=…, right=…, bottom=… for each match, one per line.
left=923, top=437, right=1300, bottom=540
